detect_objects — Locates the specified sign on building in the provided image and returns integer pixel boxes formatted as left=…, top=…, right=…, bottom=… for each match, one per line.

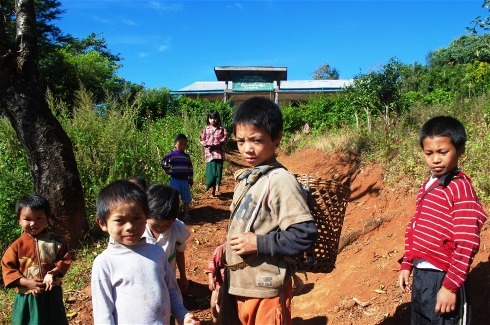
left=232, top=73, right=274, bottom=91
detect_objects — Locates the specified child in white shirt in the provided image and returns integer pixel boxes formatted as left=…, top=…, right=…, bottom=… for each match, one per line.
left=144, top=184, right=191, bottom=292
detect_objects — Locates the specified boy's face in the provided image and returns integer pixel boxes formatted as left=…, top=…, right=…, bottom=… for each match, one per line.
left=147, top=218, right=174, bottom=237
left=175, top=140, right=188, bottom=151
left=422, top=136, right=463, bottom=177
left=97, top=201, right=147, bottom=246
left=19, top=207, right=47, bottom=237
left=235, top=123, right=281, bottom=167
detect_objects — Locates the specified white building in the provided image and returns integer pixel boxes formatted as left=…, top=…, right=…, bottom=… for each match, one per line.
left=172, top=66, right=353, bottom=108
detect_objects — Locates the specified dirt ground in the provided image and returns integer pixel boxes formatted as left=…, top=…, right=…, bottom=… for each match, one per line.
left=67, top=148, right=490, bottom=325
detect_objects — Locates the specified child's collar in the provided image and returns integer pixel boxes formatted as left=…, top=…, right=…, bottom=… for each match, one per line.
left=235, top=161, right=284, bottom=185
left=435, top=168, right=461, bottom=187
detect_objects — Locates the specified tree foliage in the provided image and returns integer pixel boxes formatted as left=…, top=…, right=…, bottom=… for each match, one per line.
left=41, top=33, right=125, bottom=105
left=428, top=34, right=490, bottom=66
left=311, top=62, right=340, bottom=80
left=133, top=87, right=179, bottom=121
left=468, top=0, right=490, bottom=34
left=1, top=0, right=126, bottom=109
left=342, top=58, right=406, bottom=130
left=0, top=0, right=69, bottom=53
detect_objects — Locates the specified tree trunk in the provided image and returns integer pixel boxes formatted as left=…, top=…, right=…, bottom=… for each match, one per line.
left=363, top=107, right=372, bottom=132
left=0, top=0, right=88, bottom=248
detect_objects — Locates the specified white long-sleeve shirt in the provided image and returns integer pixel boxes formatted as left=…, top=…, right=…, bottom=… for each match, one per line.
left=91, top=237, right=188, bottom=324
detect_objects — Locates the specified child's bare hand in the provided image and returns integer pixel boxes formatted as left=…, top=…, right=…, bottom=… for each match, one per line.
left=435, top=286, right=457, bottom=314
left=22, top=278, right=45, bottom=296
left=43, top=273, right=54, bottom=291
left=398, top=270, right=411, bottom=293
left=229, top=232, right=257, bottom=255
left=207, top=274, right=216, bottom=291
left=183, top=312, right=201, bottom=324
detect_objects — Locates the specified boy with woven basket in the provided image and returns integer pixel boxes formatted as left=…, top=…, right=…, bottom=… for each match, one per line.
left=222, top=96, right=317, bottom=324
left=399, top=116, right=487, bottom=324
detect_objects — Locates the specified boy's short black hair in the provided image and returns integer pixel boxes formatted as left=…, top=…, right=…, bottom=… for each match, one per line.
left=147, top=184, right=180, bottom=221
left=96, top=180, right=149, bottom=223
left=233, top=96, right=283, bottom=141
left=15, top=194, right=50, bottom=220
left=207, top=110, right=222, bottom=126
left=174, top=133, right=188, bottom=143
left=419, top=116, right=467, bottom=151
left=128, top=176, right=147, bottom=190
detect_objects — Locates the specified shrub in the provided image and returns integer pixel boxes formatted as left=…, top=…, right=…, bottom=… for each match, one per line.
left=0, top=118, right=32, bottom=251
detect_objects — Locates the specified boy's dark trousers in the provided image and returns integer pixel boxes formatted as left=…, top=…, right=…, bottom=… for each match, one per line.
left=411, top=268, right=470, bottom=325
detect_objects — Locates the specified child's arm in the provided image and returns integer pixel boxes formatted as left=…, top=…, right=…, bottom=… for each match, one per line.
left=161, top=155, right=172, bottom=175
left=176, top=251, right=189, bottom=292
left=188, top=158, right=194, bottom=186
left=259, top=221, right=317, bottom=256
left=43, top=272, right=55, bottom=291
left=183, top=312, right=201, bottom=324
left=220, top=127, right=228, bottom=144
left=229, top=232, right=258, bottom=255
left=164, top=258, right=191, bottom=324
left=53, top=238, right=71, bottom=276
left=435, top=286, right=457, bottom=314
left=236, top=173, right=317, bottom=258
left=230, top=222, right=317, bottom=257
left=207, top=272, right=215, bottom=291
left=205, top=244, right=225, bottom=291
left=175, top=221, right=190, bottom=292
left=213, top=127, right=227, bottom=146
left=199, top=127, right=211, bottom=146
left=398, top=269, right=411, bottom=293
left=91, top=258, right=116, bottom=324
left=2, top=242, right=45, bottom=295
left=45, top=237, right=71, bottom=291
left=17, top=277, right=45, bottom=296
left=42, top=267, right=64, bottom=291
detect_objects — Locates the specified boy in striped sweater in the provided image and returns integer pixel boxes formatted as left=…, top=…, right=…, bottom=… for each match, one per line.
left=162, top=133, right=194, bottom=220
left=399, top=116, right=487, bottom=324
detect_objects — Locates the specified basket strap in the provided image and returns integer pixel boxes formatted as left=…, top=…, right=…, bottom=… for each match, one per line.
left=228, top=164, right=282, bottom=230
left=244, top=177, right=271, bottom=232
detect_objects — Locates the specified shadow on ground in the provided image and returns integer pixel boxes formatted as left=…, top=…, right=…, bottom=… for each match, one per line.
left=292, top=316, right=328, bottom=324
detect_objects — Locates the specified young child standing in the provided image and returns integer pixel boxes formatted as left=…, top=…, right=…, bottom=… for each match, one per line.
left=144, top=183, right=191, bottom=292
left=162, top=133, right=194, bottom=220
left=91, top=180, right=200, bottom=325
left=205, top=243, right=226, bottom=325
left=399, top=116, right=488, bottom=324
left=1, top=194, right=71, bottom=325
left=222, top=96, right=317, bottom=324
left=199, top=110, right=228, bottom=197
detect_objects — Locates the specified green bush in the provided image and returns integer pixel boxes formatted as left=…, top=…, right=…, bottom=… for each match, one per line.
left=282, top=94, right=355, bottom=136
left=0, top=118, right=32, bottom=251
left=54, top=91, right=233, bottom=227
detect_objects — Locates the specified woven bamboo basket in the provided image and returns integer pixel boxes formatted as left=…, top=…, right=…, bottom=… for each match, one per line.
left=294, top=174, right=351, bottom=273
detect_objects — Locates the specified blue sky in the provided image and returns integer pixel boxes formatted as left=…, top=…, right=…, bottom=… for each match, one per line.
left=57, top=1, right=487, bottom=90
